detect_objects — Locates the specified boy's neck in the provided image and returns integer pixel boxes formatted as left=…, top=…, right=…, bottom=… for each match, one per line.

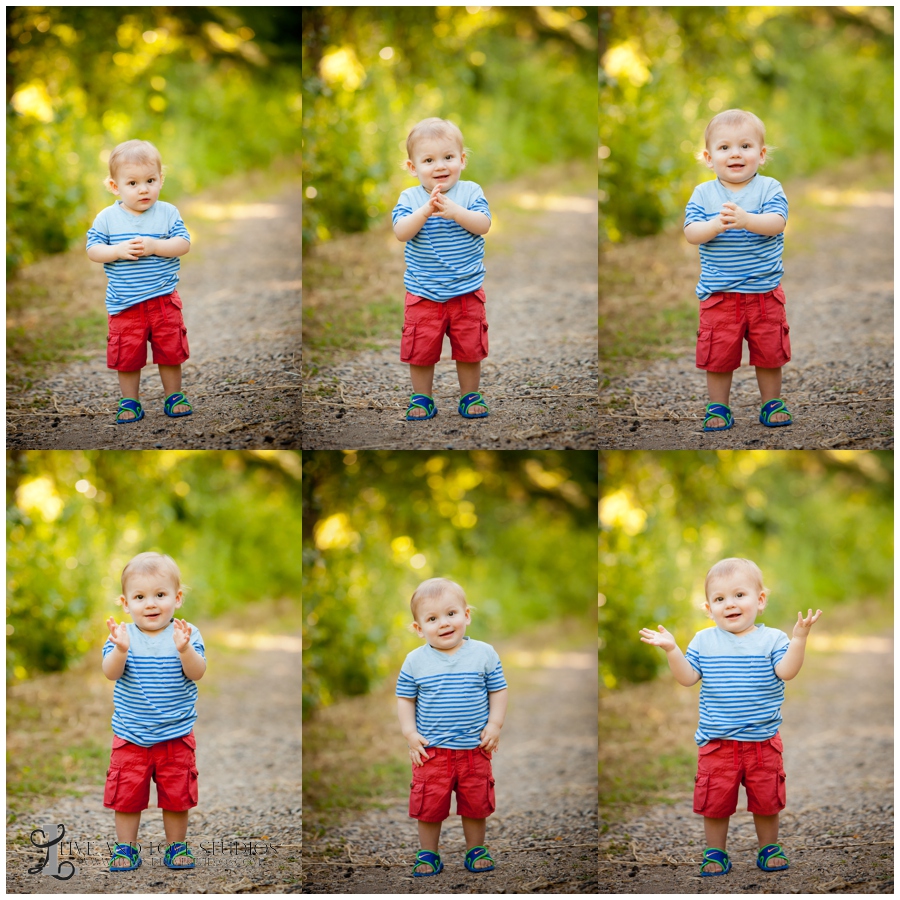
left=429, top=636, right=468, bottom=656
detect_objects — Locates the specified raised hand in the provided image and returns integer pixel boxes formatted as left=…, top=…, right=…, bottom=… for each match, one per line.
left=719, top=201, right=750, bottom=230
left=106, top=617, right=130, bottom=653
left=792, top=608, right=823, bottom=638
left=172, top=617, right=192, bottom=653
left=638, top=624, right=677, bottom=652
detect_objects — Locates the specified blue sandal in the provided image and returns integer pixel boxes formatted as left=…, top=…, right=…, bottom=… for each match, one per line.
left=115, top=398, right=144, bottom=424
left=164, top=392, right=193, bottom=418
left=464, top=845, right=495, bottom=873
left=759, top=398, right=792, bottom=427
left=163, top=841, right=195, bottom=870
left=700, top=846, right=732, bottom=876
left=108, top=842, right=142, bottom=871
left=458, top=391, right=489, bottom=418
left=702, top=402, right=733, bottom=432
left=757, top=843, right=790, bottom=871
left=405, top=394, right=437, bottom=421
left=412, top=849, right=443, bottom=877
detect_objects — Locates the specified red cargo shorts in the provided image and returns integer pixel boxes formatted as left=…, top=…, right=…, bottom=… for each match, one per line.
left=408, top=746, right=496, bottom=823
left=400, top=289, right=489, bottom=366
left=695, top=284, right=791, bottom=372
left=107, top=290, right=190, bottom=371
left=693, top=733, right=786, bottom=818
left=103, top=731, right=199, bottom=813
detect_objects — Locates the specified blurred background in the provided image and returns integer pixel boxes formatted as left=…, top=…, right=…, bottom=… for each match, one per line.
left=599, top=6, right=893, bottom=243
left=598, top=450, right=893, bottom=808
left=302, top=450, right=597, bottom=820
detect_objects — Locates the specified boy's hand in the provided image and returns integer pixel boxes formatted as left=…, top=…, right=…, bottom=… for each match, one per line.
left=106, top=617, right=130, bottom=652
left=639, top=625, right=677, bottom=652
left=405, top=731, right=430, bottom=767
left=431, top=190, right=464, bottom=222
left=173, top=618, right=192, bottom=653
left=720, top=201, right=750, bottom=230
left=792, top=608, right=823, bottom=639
left=116, top=238, right=145, bottom=260
left=479, top=722, right=501, bottom=754
left=417, top=185, right=443, bottom=220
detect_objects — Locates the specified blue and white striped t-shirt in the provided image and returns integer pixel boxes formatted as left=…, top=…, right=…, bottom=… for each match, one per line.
left=396, top=637, right=507, bottom=749
left=391, top=180, right=491, bottom=301
left=684, top=174, right=788, bottom=299
left=102, top=621, right=205, bottom=747
left=86, top=200, right=191, bottom=315
left=686, top=623, right=790, bottom=746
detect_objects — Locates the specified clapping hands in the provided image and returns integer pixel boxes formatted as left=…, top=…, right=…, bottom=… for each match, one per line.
left=423, top=184, right=462, bottom=222
left=718, top=201, right=750, bottom=231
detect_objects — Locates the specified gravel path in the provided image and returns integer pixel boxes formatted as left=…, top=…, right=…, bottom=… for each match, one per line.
left=302, top=645, right=598, bottom=893
left=7, top=183, right=301, bottom=449
left=599, top=192, right=893, bottom=449
left=600, top=634, right=894, bottom=893
left=7, top=637, right=302, bottom=893
left=302, top=186, right=598, bottom=450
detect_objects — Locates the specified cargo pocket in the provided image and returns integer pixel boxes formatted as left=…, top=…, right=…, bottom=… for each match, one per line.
left=187, top=766, right=199, bottom=805
left=169, top=291, right=183, bottom=310
left=695, top=328, right=712, bottom=367
left=408, top=780, right=425, bottom=817
left=486, top=777, right=496, bottom=815
left=107, top=332, right=121, bottom=368
left=780, top=323, right=791, bottom=361
left=480, top=321, right=489, bottom=356
left=692, top=773, right=709, bottom=813
left=104, top=767, right=121, bottom=807
left=776, top=772, right=786, bottom=808
left=400, top=323, right=416, bottom=362
left=180, top=326, right=190, bottom=358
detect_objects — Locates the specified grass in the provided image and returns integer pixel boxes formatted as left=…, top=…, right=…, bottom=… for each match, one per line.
left=600, top=153, right=893, bottom=378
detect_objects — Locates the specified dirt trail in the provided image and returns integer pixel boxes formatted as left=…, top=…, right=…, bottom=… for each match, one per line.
left=302, top=644, right=598, bottom=893
left=600, top=634, right=894, bottom=893
left=7, top=183, right=301, bottom=450
left=302, top=178, right=598, bottom=450
left=599, top=188, right=893, bottom=449
left=7, top=639, right=302, bottom=893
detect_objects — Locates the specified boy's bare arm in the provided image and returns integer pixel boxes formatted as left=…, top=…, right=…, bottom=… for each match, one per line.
left=144, top=237, right=191, bottom=258
left=102, top=646, right=128, bottom=680
left=684, top=218, right=725, bottom=245
left=639, top=625, right=701, bottom=686
left=398, top=696, right=429, bottom=765
left=479, top=687, right=507, bottom=752
left=179, top=642, right=206, bottom=681
left=394, top=206, right=433, bottom=242
left=774, top=609, right=823, bottom=681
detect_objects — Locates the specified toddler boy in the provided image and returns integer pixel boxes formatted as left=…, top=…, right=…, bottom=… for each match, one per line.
left=684, top=109, right=793, bottom=431
left=102, top=552, right=206, bottom=871
left=396, top=577, right=508, bottom=876
left=87, top=139, right=193, bottom=424
left=392, top=118, right=492, bottom=421
left=640, top=557, right=822, bottom=876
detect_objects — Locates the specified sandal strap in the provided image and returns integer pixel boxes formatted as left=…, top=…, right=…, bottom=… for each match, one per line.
left=165, top=392, right=192, bottom=412
left=164, top=841, right=194, bottom=862
left=109, top=842, right=140, bottom=865
left=703, top=402, right=733, bottom=425
left=758, top=843, right=789, bottom=863
left=701, top=846, right=730, bottom=869
left=413, top=849, right=441, bottom=872
left=760, top=398, right=791, bottom=422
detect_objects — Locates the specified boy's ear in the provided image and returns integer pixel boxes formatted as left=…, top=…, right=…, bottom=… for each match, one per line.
left=405, top=159, right=417, bottom=176
left=460, top=151, right=467, bottom=170
left=702, top=600, right=712, bottom=619
left=411, top=620, right=424, bottom=638
left=174, top=590, right=184, bottom=608
left=757, top=590, right=768, bottom=609
left=701, top=149, right=714, bottom=169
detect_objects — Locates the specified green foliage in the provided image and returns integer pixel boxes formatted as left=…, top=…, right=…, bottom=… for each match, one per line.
left=302, top=451, right=598, bottom=718
left=7, top=7, right=301, bottom=274
left=599, top=451, right=893, bottom=687
left=6, top=451, right=301, bottom=682
left=599, top=7, right=894, bottom=242
left=302, top=7, right=597, bottom=248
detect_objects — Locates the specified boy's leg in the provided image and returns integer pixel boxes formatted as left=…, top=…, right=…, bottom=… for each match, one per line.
left=158, top=364, right=190, bottom=414
left=702, top=816, right=730, bottom=872
left=456, top=361, right=481, bottom=397
left=162, top=809, right=192, bottom=865
left=117, top=371, right=142, bottom=420
left=755, top=367, right=789, bottom=422
left=408, top=364, right=436, bottom=417
left=112, top=811, right=142, bottom=866
left=706, top=370, right=734, bottom=428
left=752, top=812, right=782, bottom=866
left=415, top=820, right=443, bottom=873
left=460, top=816, right=491, bottom=868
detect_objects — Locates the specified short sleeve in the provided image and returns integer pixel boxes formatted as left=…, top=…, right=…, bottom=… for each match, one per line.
left=761, top=180, right=788, bottom=222
left=396, top=659, right=418, bottom=698
left=685, top=634, right=703, bottom=675
left=684, top=186, right=708, bottom=226
left=102, top=637, right=116, bottom=658
left=190, top=626, right=205, bottom=659
left=167, top=206, right=191, bottom=242
left=770, top=629, right=790, bottom=670
left=86, top=211, right=110, bottom=248
left=468, top=184, right=491, bottom=219
left=391, top=191, right=416, bottom=226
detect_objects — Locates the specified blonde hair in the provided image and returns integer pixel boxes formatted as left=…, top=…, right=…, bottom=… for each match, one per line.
left=405, top=117, right=467, bottom=161
left=410, top=577, right=467, bottom=622
left=105, top=139, right=165, bottom=193
left=698, top=109, right=774, bottom=163
left=704, top=557, right=766, bottom=600
left=121, top=551, right=182, bottom=595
